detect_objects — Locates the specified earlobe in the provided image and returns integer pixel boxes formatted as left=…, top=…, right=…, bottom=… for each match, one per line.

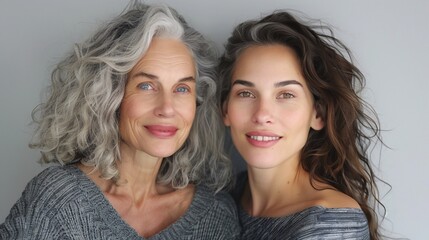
left=223, top=113, right=231, bottom=126
left=310, top=108, right=324, bottom=130
left=222, top=102, right=231, bottom=126
left=311, top=116, right=324, bottom=130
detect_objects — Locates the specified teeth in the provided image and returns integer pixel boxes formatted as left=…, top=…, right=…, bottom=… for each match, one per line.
left=250, top=135, right=280, bottom=141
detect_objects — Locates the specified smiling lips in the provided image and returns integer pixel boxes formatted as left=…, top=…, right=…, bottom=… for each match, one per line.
left=249, top=135, right=280, bottom=141
left=145, top=125, right=178, bottom=138
left=246, top=131, right=282, bottom=147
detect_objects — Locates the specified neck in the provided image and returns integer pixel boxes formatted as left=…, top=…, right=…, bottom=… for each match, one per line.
left=244, top=161, right=310, bottom=216
left=89, top=141, right=167, bottom=207
left=116, top=153, right=162, bottom=193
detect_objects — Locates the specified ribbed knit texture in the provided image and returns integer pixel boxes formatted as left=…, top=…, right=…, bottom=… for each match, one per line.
left=0, top=165, right=240, bottom=239
left=239, top=206, right=369, bottom=240
left=232, top=172, right=370, bottom=240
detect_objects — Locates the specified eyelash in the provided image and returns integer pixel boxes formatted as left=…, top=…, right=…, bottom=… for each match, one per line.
left=277, top=92, right=295, bottom=99
left=137, top=82, right=191, bottom=94
left=237, top=90, right=255, bottom=98
left=175, top=85, right=191, bottom=93
left=137, top=82, right=154, bottom=90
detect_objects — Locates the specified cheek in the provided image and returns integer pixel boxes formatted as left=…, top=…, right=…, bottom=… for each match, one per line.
left=286, top=110, right=314, bottom=132
left=119, top=97, right=146, bottom=123
left=225, top=103, right=247, bottom=126
left=187, top=106, right=196, bottom=123
left=177, top=100, right=196, bottom=124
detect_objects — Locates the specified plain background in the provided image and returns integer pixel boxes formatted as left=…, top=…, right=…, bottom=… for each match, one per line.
left=1, top=0, right=427, bottom=239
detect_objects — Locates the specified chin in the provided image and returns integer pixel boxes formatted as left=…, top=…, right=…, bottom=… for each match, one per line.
left=140, top=145, right=177, bottom=158
left=242, top=154, right=283, bottom=170
left=151, top=151, right=177, bottom=158
left=246, top=162, right=280, bottom=170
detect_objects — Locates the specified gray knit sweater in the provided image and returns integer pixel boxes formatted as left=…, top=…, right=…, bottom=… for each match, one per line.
left=0, top=165, right=240, bottom=239
left=238, top=205, right=370, bottom=240
left=233, top=172, right=370, bottom=240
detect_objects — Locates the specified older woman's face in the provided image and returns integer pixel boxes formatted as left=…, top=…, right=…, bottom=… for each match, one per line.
left=119, top=38, right=196, bottom=158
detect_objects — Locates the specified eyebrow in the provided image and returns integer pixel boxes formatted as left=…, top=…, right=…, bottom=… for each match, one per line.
left=232, top=79, right=303, bottom=88
left=132, top=71, right=195, bottom=82
left=274, top=80, right=303, bottom=88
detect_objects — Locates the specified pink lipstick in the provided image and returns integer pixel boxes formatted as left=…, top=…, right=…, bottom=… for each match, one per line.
left=245, top=131, right=282, bottom=147
left=145, top=125, right=178, bottom=138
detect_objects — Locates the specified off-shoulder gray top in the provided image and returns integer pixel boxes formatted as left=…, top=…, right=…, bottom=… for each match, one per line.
left=233, top=172, right=369, bottom=240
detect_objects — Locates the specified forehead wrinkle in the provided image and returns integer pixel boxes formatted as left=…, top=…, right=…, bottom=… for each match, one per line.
left=139, top=56, right=193, bottom=66
left=131, top=56, right=195, bottom=79
left=130, top=71, right=195, bottom=84
left=131, top=71, right=158, bottom=80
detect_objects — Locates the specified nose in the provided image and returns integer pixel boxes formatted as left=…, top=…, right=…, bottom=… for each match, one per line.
left=154, top=92, right=175, bottom=118
left=252, top=99, right=273, bottom=125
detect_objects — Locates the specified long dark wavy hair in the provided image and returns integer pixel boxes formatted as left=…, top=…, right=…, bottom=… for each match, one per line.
left=218, top=10, right=386, bottom=239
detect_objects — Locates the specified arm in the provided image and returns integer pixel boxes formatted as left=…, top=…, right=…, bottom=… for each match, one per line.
left=197, top=191, right=241, bottom=240
left=291, top=208, right=370, bottom=240
left=0, top=168, right=69, bottom=239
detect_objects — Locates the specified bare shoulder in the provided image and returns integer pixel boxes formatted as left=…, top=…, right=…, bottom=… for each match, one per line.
left=315, top=188, right=361, bottom=209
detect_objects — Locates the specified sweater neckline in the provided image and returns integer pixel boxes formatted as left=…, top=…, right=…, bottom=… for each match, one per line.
left=239, top=204, right=365, bottom=221
left=67, top=165, right=212, bottom=239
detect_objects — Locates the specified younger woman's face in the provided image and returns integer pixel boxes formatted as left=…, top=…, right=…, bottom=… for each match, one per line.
left=119, top=38, right=196, bottom=159
left=223, top=44, right=323, bottom=169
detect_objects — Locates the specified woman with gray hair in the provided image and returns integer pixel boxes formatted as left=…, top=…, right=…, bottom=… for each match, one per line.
left=0, top=1, right=239, bottom=239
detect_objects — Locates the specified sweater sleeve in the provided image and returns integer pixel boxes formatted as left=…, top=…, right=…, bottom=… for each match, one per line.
left=0, top=189, right=31, bottom=239
left=194, top=191, right=241, bottom=239
left=218, top=192, right=241, bottom=239
left=0, top=168, right=67, bottom=239
left=290, top=208, right=370, bottom=240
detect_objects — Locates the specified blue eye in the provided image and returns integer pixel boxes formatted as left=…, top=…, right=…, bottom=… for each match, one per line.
left=175, top=86, right=190, bottom=93
left=238, top=91, right=255, bottom=98
left=138, top=82, right=154, bottom=90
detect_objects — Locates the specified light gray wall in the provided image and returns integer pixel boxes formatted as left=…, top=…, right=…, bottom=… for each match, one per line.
left=1, top=0, right=427, bottom=239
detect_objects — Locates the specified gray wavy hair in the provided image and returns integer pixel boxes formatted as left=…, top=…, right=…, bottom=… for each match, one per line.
left=30, top=1, right=231, bottom=191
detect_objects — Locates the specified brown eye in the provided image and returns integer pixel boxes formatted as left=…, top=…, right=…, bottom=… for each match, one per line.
left=278, top=92, right=295, bottom=99
left=238, top=91, right=255, bottom=98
